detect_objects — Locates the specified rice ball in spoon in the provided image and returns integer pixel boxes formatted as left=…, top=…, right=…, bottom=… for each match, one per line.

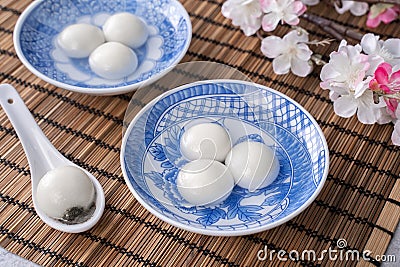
left=36, top=166, right=95, bottom=220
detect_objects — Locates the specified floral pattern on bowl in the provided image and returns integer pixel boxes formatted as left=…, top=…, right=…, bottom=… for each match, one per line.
left=121, top=80, right=329, bottom=236
left=14, top=0, right=191, bottom=95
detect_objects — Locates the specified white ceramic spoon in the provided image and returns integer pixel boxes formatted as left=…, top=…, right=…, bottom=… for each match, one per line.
left=0, top=84, right=105, bottom=233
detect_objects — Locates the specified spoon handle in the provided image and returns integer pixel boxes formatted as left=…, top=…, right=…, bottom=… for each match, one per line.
left=0, top=84, right=69, bottom=180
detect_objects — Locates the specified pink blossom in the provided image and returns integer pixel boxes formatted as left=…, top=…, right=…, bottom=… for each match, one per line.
left=370, top=62, right=400, bottom=119
left=366, top=4, right=400, bottom=28
left=260, top=0, right=306, bottom=32
left=369, top=62, right=400, bottom=94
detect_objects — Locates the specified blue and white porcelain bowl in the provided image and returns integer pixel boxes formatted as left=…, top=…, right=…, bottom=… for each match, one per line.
left=121, top=80, right=329, bottom=236
left=13, top=0, right=191, bottom=95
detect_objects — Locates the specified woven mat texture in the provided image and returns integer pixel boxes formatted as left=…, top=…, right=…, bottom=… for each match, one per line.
left=0, top=0, right=400, bottom=266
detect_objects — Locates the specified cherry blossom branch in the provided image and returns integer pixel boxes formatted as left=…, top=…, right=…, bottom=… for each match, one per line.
left=301, top=13, right=364, bottom=41
left=323, top=0, right=400, bottom=6
left=221, top=0, right=400, bottom=146
left=352, top=0, right=400, bottom=4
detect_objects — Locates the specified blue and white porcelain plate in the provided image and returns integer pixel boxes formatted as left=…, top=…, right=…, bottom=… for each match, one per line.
left=121, top=80, right=329, bottom=236
left=13, top=0, right=191, bottom=95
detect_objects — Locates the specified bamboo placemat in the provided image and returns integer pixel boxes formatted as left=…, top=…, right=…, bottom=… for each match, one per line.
left=0, top=0, right=399, bottom=266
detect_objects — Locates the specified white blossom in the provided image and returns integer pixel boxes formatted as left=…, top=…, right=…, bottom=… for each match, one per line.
left=376, top=105, right=393, bottom=124
left=222, top=0, right=263, bottom=36
left=334, top=0, right=369, bottom=16
left=261, top=30, right=313, bottom=77
left=260, top=0, right=306, bottom=32
left=392, top=106, right=400, bottom=145
left=361, top=33, right=400, bottom=70
left=392, top=121, right=400, bottom=145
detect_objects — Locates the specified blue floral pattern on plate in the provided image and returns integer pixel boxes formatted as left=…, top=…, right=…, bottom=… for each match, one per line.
left=14, top=0, right=191, bottom=94
left=121, top=80, right=329, bottom=236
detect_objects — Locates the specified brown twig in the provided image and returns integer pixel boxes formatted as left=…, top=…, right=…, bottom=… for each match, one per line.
left=301, top=13, right=364, bottom=41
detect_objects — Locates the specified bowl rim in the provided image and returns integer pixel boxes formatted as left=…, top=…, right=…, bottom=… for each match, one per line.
left=13, top=0, right=192, bottom=95
left=120, top=79, right=330, bottom=236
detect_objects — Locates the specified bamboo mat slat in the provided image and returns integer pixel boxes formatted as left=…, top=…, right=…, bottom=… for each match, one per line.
left=0, top=0, right=399, bottom=266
